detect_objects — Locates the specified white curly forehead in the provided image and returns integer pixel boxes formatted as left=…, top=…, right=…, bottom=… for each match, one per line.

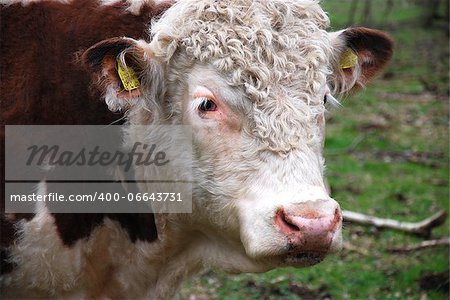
left=150, top=0, right=334, bottom=152
left=150, top=0, right=333, bottom=102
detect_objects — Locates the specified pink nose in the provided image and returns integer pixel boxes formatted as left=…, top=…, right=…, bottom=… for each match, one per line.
left=275, top=200, right=341, bottom=252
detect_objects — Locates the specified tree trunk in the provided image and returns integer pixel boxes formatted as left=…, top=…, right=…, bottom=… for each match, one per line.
left=422, top=0, right=440, bottom=27
left=347, top=0, right=359, bottom=25
left=362, top=0, right=373, bottom=25
left=384, top=0, right=394, bottom=19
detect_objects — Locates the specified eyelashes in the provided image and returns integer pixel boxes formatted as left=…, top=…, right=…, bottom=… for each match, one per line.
left=198, top=97, right=218, bottom=112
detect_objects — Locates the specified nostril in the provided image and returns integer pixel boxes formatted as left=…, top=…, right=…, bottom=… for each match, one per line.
left=275, top=209, right=300, bottom=234
left=331, top=207, right=342, bottom=231
left=274, top=202, right=342, bottom=253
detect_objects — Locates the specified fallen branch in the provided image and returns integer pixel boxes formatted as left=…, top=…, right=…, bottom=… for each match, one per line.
left=387, top=238, right=450, bottom=253
left=342, top=210, right=447, bottom=237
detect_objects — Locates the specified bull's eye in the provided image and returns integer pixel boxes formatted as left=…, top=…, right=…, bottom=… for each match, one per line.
left=198, top=98, right=217, bottom=112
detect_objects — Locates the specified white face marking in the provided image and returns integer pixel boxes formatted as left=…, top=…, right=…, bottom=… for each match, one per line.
left=162, top=64, right=341, bottom=264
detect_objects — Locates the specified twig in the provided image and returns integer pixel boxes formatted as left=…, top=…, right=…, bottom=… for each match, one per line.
left=342, top=210, right=447, bottom=238
left=387, top=238, right=450, bottom=253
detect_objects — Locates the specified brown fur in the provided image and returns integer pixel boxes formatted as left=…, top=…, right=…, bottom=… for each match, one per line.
left=0, top=0, right=169, bottom=272
left=82, top=226, right=117, bottom=299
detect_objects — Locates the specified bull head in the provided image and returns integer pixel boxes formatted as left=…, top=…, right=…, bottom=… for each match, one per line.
left=82, top=0, right=393, bottom=274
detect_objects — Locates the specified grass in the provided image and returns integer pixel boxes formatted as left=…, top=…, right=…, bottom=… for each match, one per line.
left=182, top=1, right=449, bottom=299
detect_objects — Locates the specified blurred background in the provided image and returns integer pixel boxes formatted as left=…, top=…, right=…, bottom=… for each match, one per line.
left=182, top=0, right=449, bottom=299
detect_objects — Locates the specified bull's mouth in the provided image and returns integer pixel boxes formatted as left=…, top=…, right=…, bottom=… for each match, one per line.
left=282, top=251, right=327, bottom=267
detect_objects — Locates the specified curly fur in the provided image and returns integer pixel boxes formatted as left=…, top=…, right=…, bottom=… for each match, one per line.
left=149, top=0, right=335, bottom=153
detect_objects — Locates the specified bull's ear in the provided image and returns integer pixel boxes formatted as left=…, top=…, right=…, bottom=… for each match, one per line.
left=82, top=37, right=158, bottom=112
left=329, top=27, right=394, bottom=95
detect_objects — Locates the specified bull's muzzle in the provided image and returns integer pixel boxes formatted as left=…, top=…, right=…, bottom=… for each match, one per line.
left=275, top=199, right=342, bottom=264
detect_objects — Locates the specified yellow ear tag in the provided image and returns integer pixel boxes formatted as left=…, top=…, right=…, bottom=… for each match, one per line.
left=117, top=58, right=140, bottom=91
left=339, top=48, right=358, bottom=69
